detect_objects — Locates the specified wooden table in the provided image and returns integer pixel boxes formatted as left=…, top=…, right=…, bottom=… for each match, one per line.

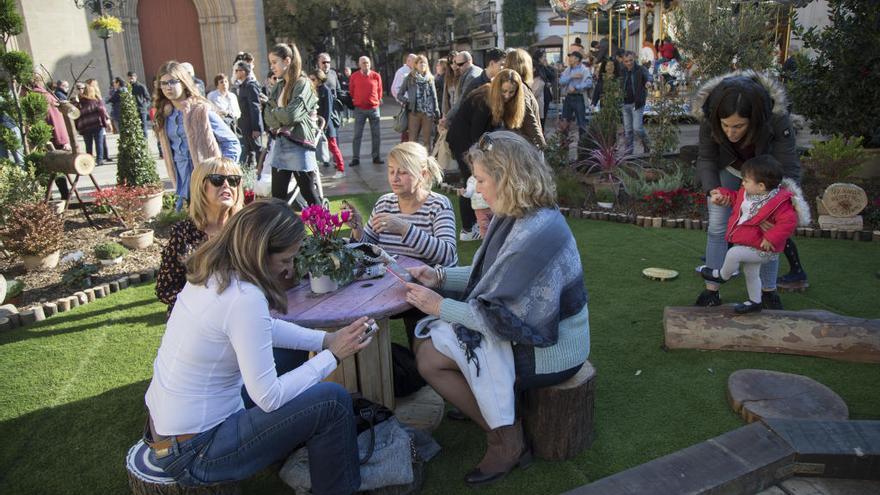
left=274, top=255, right=424, bottom=409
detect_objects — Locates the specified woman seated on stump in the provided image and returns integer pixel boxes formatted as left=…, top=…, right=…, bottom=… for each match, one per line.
left=404, top=131, right=590, bottom=486
left=144, top=199, right=373, bottom=492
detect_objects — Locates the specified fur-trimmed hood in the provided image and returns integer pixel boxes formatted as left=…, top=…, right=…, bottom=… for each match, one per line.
left=781, top=177, right=811, bottom=227
left=692, top=70, right=789, bottom=120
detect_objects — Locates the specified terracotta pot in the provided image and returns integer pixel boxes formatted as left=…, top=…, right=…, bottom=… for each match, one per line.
left=23, top=250, right=61, bottom=271
left=309, top=274, right=339, bottom=294
left=140, top=191, right=164, bottom=220
left=120, top=229, right=154, bottom=249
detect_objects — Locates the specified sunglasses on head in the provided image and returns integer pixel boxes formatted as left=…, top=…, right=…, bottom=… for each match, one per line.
left=478, top=133, right=494, bottom=152
left=205, top=174, right=242, bottom=187
left=454, top=61, right=466, bottom=67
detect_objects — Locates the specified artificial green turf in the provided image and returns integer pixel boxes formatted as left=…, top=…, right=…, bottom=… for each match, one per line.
left=1, top=193, right=878, bottom=494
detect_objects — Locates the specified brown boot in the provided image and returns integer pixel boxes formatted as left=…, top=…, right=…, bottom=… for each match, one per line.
left=464, top=420, right=532, bottom=486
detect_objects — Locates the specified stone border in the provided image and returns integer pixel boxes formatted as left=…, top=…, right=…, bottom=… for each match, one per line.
left=0, top=267, right=158, bottom=331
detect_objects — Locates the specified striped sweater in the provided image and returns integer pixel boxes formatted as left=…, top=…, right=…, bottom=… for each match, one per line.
left=362, top=192, right=458, bottom=267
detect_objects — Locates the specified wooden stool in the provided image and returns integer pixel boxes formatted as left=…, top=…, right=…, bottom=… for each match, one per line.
left=125, top=440, right=240, bottom=495
left=522, top=360, right=596, bottom=461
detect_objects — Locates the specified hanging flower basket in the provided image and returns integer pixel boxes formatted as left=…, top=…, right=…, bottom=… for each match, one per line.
left=89, top=15, right=123, bottom=39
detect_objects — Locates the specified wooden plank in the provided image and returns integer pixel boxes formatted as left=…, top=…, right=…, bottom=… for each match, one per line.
left=356, top=329, right=384, bottom=406
left=762, top=419, right=880, bottom=480
left=663, top=306, right=880, bottom=363
left=564, top=422, right=795, bottom=495
left=376, top=318, right=395, bottom=409
left=727, top=369, right=848, bottom=423
left=779, top=477, right=880, bottom=495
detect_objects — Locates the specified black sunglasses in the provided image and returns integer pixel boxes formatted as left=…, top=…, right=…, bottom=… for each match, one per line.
left=205, top=174, right=242, bottom=187
left=454, top=61, right=466, bottom=67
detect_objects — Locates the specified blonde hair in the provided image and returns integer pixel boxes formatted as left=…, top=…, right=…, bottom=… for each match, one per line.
left=80, top=81, right=100, bottom=100
left=186, top=199, right=304, bottom=313
left=189, top=157, right=244, bottom=231
left=152, top=61, right=207, bottom=132
left=488, top=69, right=525, bottom=129
left=466, top=131, right=556, bottom=217
left=410, top=55, right=433, bottom=80
left=505, top=49, right=534, bottom=86
left=387, top=141, right=443, bottom=191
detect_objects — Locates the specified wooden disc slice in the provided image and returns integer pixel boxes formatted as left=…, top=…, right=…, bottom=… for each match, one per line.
left=821, top=183, right=868, bottom=218
left=727, top=369, right=848, bottom=423
left=642, top=267, right=679, bottom=281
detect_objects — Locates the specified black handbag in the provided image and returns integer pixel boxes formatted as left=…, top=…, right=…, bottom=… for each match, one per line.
left=352, top=394, right=394, bottom=464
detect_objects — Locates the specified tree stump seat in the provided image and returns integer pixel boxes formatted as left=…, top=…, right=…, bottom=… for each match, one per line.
left=522, top=360, right=596, bottom=461
left=125, top=440, right=240, bottom=495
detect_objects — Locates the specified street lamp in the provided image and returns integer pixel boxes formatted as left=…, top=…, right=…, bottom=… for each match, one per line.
left=446, top=8, right=455, bottom=52
left=329, top=7, right=338, bottom=53
left=74, top=0, right=123, bottom=88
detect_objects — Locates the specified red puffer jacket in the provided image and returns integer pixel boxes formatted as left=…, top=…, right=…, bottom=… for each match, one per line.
left=717, top=186, right=798, bottom=252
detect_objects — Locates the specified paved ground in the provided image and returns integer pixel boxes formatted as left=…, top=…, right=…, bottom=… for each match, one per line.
left=77, top=97, right=819, bottom=198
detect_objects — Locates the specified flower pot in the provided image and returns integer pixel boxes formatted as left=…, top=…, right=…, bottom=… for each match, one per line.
left=96, top=27, right=112, bottom=39
left=140, top=191, right=164, bottom=220
left=23, top=250, right=61, bottom=271
left=120, top=229, right=154, bottom=249
left=597, top=201, right=614, bottom=209
left=99, top=256, right=124, bottom=266
left=244, top=190, right=255, bottom=205
left=309, top=273, right=339, bottom=294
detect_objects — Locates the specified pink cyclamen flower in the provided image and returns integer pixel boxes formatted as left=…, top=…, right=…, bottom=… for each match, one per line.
left=340, top=210, right=351, bottom=222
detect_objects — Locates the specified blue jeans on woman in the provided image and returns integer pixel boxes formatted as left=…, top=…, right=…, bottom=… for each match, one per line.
left=148, top=382, right=360, bottom=494
left=82, top=127, right=106, bottom=164
left=705, top=168, right=779, bottom=291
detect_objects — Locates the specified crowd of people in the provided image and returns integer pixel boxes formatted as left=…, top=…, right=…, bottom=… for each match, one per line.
left=9, top=37, right=811, bottom=494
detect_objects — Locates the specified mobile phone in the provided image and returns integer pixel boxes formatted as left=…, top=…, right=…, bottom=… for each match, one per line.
left=360, top=321, right=379, bottom=343
left=386, top=262, right=414, bottom=283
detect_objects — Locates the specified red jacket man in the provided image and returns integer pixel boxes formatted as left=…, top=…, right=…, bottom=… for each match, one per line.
left=347, top=56, right=384, bottom=165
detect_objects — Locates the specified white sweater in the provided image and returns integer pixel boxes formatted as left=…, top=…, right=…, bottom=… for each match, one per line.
left=145, top=277, right=336, bottom=435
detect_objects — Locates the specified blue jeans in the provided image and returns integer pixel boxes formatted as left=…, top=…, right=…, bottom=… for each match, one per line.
left=622, top=103, right=649, bottom=154
left=83, top=127, right=106, bottom=163
left=352, top=107, right=381, bottom=160
left=705, top=169, right=779, bottom=291
left=561, top=94, right=587, bottom=135
left=149, top=382, right=360, bottom=494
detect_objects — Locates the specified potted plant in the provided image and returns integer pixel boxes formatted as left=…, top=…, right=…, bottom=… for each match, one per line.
left=2, top=202, right=65, bottom=271
left=295, top=205, right=363, bottom=294
left=595, top=188, right=616, bottom=209
left=94, top=242, right=128, bottom=266
left=115, top=88, right=164, bottom=218
left=88, top=15, right=123, bottom=39
left=92, top=185, right=154, bottom=249
left=242, top=167, right=257, bottom=205
left=580, top=130, right=640, bottom=198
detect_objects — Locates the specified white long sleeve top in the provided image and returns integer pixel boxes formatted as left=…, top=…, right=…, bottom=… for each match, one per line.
left=145, top=276, right=336, bottom=435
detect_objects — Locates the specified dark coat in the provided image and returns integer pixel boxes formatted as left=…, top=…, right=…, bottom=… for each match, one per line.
left=130, top=81, right=151, bottom=115
left=316, top=84, right=338, bottom=138
left=74, top=97, right=109, bottom=134
left=619, top=64, right=651, bottom=109
left=693, top=70, right=801, bottom=192
left=236, top=77, right=264, bottom=135
left=447, top=86, right=493, bottom=164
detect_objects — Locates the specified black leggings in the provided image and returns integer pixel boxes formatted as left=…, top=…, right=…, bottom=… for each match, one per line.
left=271, top=168, right=322, bottom=206
left=783, top=238, right=806, bottom=275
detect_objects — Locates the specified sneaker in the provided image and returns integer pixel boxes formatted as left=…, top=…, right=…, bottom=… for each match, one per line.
left=350, top=159, right=360, bottom=167
left=459, top=227, right=482, bottom=242
left=331, top=171, right=345, bottom=179
left=372, top=157, right=384, bottom=164
left=761, top=290, right=784, bottom=310
left=696, top=265, right=726, bottom=284
left=694, top=289, right=722, bottom=307
left=734, top=300, right=762, bottom=314
left=322, top=161, right=330, bottom=168
left=104, top=156, right=114, bottom=163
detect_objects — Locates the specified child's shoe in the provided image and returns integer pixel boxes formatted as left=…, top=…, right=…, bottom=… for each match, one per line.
left=734, top=300, right=762, bottom=314
left=694, top=289, right=722, bottom=307
left=761, top=290, right=784, bottom=310
left=696, top=265, right=726, bottom=284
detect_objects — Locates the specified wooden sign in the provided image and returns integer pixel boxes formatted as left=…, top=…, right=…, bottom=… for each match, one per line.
left=642, top=267, right=678, bottom=281
left=820, top=183, right=868, bottom=218
left=818, top=215, right=863, bottom=231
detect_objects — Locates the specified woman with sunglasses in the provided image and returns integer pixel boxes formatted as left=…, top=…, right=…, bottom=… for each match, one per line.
left=405, top=131, right=590, bottom=486
left=145, top=199, right=370, bottom=492
left=153, top=61, right=241, bottom=211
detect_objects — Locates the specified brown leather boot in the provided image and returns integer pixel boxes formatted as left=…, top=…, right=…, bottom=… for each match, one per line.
left=464, top=420, right=532, bottom=486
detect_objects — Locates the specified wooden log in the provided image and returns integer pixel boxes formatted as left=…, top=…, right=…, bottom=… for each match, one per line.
left=56, top=297, right=71, bottom=312
left=652, top=217, right=663, bottom=228
left=126, top=440, right=241, bottom=495
left=727, top=369, right=848, bottom=424
left=128, top=274, right=141, bottom=286
left=0, top=304, right=20, bottom=328
left=74, top=291, right=88, bottom=305
left=19, top=308, right=37, bottom=325
left=69, top=295, right=80, bottom=308
left=0, top=317, right=10, bottom=331
left=523, top=361, right=596, bottom=461
left=141, top=270, right=156, bottom=282
left=84, top=288, right=96, bottom=302
left=118, top=277, right=130, bottom=289
left=101, top=283, right=111, bottom=296
left=39, top=150, right=95, bottom=175
left=43, top=302, right=57, bottom=317
left=663, top=306, right=880, bottom=363
left=109, top=281, right=120, bottom=293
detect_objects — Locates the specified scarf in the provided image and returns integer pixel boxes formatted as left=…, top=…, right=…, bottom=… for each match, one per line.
left=453, top=208, right=588, bottom=374
left=410, top=73, right=434, bottom=115
left=740, top=187, right=780, bottom=224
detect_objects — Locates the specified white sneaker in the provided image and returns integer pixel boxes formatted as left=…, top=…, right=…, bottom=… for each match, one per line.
left=331, top=171, right=345, bottom=179
left=459, top=227, right=482, bottom=241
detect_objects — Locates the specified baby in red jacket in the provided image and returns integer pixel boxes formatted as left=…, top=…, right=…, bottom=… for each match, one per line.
left=698, top=155, right=809, bottom=314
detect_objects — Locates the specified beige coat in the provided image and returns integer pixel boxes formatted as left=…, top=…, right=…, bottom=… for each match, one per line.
left=155, top=98, right=222, bottom=188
